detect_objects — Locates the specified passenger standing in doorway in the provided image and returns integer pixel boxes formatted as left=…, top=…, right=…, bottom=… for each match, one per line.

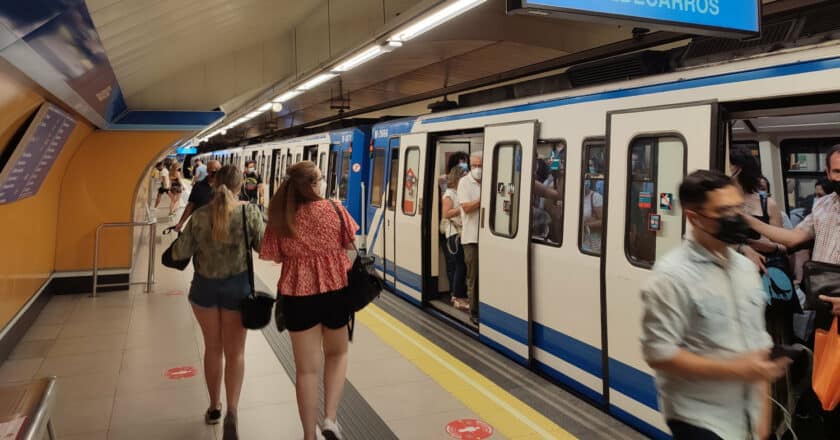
left=171, top=165, right=264, bottom=440
left=242, top=160, right=264, bottom=208
left=176, top=160, right=221, bottom=232
left=193, top=159, right=208, bottom=184
left=641, top=170, right=789, bottom=440
left=154, top=162, right=170, bottom=208
left=458, top=151, right=482, bottom=325
left=260, top=161, right=356, bottom=440
left=442, top=166, right=468, bottom=311
left=743, top=144, right=840, bottom=436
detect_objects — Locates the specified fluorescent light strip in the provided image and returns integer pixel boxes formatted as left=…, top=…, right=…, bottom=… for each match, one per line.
left=333, top=45, right=384, bottom=72
left=297, top=73, right=337, bottom=91
left=390, top=0, right=485, bottom=42
left=273, top=90, right=302, bottom=102
left=257, top=102, right=272, bottom=112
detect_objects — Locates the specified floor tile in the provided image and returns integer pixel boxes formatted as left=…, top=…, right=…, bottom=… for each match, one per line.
left=124, top=329, right=197, bottom=351
left=48, top=333, right=127, bottom=358
left=346, top=356, right=429, bottom=391
left=117, top=359, right=206, bottom=395
left=387, top=409, right=491, bottom=440
left=238, top=373, right=297, bottom=409
left=7, top=340, right=54, bottom=360
left=61, top=431, right=108, bottom=440
left=52, top=397, right=113, bottom=436
left=243, top=352, right=285, bottom=378
left=0, top=358, right=44, bottom=383
left=37, top=351, right=123, bottom=378
left=234, top=402, right=303, bottom=440
left=58, top=319, right=129, bottom=339
left=360, top=379, right=466, bottom=422
left=66, top=306, right=132, bottom=324
left=110, top=385, right=209, bottom=429
left=56, top=371, right=119, bottom=403
left=107, top=416, right=215, bottom=440
left=21, top=324, right=62, bottom=341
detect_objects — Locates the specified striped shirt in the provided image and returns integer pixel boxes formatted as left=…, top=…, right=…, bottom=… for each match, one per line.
left=796, top=192, right=840, bottom=264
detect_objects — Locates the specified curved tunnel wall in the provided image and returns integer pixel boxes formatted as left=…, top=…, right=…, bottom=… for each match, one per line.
left=0, top=60, right=186, bottom=336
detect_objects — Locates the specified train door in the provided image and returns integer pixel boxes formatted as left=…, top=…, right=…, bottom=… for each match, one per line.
left=271, top=148, right=285, bottom=197
left=603, top=102, right=717, bottom=434
left=478, top=121, right=536, bottom=365
left=326, top=147, right=340, bottom=199
left=383, top=139, right=400, bottom=289
left=318, top=144, right=330, bottom=177
left=393, top=133, right=426, bottom=304
left=303, top=145, right=318, bottom=162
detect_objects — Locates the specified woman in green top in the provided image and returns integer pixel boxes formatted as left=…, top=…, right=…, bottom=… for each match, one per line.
left=172, top=165, right=264, bottom=440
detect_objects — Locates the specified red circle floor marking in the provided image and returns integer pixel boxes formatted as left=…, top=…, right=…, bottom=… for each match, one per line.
left=165, top=366, right=196, bottom=380
left=446, top=419, right=493, bottom=440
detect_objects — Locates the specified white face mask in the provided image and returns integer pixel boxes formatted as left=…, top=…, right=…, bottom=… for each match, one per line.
left=470, top=167, right=482, bottom=181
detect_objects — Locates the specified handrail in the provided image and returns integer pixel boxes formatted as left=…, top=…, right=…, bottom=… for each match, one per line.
left=20, top=377, right=57, bottom=440
left=92, top=219, right=157, bottom=297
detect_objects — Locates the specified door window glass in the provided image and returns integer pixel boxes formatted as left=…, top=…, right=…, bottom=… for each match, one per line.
left=626, top=136, right=686, bottom=268
left=580, top=141, right=606, bottom=255
left=532, top=140, right=566, bottom=246
left=370, top=149, right=386, bottom=207
left=319, top=152, right=327, bottom=176
left=327, top=151, right=339, bottom=199
left=780, top=138, right=839, bottom=219
left=490, top=143, right=522, bottom=237
left=402, top=147, right=420, bottom=215
left=339, top=150, right=352, bottom=201
left=387, top=146, right=400, bottom=211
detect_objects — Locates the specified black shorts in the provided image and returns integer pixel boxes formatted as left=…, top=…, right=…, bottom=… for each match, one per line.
left=281, top=290, right=350, bottom=332
left=157, top=187, right=169, bottom=194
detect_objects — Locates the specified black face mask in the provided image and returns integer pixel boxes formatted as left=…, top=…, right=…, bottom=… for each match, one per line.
left=698, top=214, right=757, bottom=245
left=827, top=179, right=840, bottom=196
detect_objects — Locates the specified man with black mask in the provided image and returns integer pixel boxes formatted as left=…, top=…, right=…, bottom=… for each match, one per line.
left=641, top=170, right=789, bottom=440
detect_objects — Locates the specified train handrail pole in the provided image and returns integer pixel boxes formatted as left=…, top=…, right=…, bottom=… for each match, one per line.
left=360, top=182, right=367, bottom=251
left=92, top=219, right=158, bottom=297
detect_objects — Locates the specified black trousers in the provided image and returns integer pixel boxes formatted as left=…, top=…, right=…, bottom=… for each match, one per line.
left=667, top=420, right=723, bottom=440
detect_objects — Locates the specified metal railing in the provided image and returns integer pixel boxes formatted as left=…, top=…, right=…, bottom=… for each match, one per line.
left=92, top=219, right=157, bottom=296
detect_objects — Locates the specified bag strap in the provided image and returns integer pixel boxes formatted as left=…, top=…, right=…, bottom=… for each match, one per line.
left=759, top=193, right=769, bottom=220
left=328, top=200, right=359, bottom=254
left=241, top=205, right=256, bottom=295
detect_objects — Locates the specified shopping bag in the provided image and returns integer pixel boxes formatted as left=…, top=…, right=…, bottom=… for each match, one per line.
left=812, top=317, right=840, bottom=411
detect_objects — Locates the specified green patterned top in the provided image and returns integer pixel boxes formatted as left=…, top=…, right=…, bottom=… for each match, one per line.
left=172, top=203, right=264, bottom=279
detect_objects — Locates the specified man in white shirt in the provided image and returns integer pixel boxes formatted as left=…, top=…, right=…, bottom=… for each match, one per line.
left=458, top=151, right=482, bottom=325
left=154, top=162, right=170, bottom=208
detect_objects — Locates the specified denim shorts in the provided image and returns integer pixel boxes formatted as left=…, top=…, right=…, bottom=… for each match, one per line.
left=189, top=271, right=250, bottom=311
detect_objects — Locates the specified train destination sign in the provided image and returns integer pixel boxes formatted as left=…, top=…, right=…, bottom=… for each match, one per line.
left=0, top=103, right=77, bottom=204
left=508, top=0, right=761, bottom=38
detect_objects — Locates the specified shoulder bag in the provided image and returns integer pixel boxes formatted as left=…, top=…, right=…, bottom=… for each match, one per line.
left=161, top=226, right=190, bottom=270
left=803, top=261, right=840, bottom=332
left=239, top=205, right=276, bottom=330
left=329, top=200, right=383, bottom=313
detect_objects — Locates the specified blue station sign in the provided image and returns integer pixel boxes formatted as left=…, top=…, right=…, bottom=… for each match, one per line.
left=508, top=0, right=760, bottom=37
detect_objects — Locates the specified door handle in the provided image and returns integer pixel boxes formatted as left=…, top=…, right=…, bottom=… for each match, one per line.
left=480, top=208, right=485, bottom=229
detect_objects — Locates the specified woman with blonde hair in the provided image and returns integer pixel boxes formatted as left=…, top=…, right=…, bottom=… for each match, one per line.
left=259, top=161, right=357, bottom=440
left=168, top=161, right=184, bottom=216
left=172, top=165, right=264, bottom=440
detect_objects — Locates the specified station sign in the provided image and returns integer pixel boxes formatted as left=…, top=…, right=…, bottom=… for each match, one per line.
left=507, top=0, right=761, bottom=38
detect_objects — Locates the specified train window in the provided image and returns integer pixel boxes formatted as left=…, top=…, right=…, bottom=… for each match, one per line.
left=295, top=153, right=302, bottom=163
left=339, top=150, right=352, bottom=201
left=490, top=143, right=522, bottom=238
left=370, top=149, right=386, bottom=207
left=579, top=141, right=606, bottom=256
left=532, top=140, right=566, bottom=246
left=732, top=140, right=760, bottom=163
left=387, top=146, right=400, bottom=211
left=319, top=152, right=327, bottom=176
left=625, top=136, right=686, bottom=268
left=402, top=147, right=420, bottom=216
left=780, top=137, right=839, bottom=218
left=327, top=151, right=339, bottom=199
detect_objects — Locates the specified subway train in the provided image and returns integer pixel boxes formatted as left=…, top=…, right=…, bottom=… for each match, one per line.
left=199, top=41, right=840, bottom=438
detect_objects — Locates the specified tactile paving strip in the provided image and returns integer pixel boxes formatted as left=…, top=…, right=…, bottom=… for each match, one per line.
left=258, top=278, right=398, bottom=440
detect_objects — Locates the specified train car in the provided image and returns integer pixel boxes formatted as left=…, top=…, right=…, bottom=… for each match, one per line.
left=365, top=43, right=840, bottom=439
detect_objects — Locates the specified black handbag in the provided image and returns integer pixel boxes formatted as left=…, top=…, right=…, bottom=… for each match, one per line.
left=161, top=226, right=190, bottom=270
left=239, top=206, right=276, bottom=330
left=803, top=261, right=840, bottom=332
left=329, top=200, right=383, bottom=313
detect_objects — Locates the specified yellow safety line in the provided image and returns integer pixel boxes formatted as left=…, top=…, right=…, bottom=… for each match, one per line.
left=357, top=304, right=577, bottom=440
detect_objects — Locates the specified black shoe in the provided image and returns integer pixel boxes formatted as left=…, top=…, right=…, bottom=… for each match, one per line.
left=205, top=406, right=222, bottom=425
left=223, top=413, right=238, bottom=440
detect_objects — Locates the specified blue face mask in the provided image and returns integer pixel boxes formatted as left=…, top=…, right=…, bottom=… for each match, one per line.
left=458, top=162, right=469, bottom=171
left=758, top=190, right=768, bottom=198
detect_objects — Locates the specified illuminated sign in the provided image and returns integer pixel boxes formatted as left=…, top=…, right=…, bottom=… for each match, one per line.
left=176, top=147, right=198, bottom=155
left=508, top=0, right=760, bottom=37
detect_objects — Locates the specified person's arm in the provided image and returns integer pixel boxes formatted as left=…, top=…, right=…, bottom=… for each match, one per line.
left=744, top=214, right=813, bottom=249
left=460, top=199, right=480, bottom=214
left=457, top=179, right=480, bottom=214
left=175, top=203, right=196, bottom=231
left=818, top=295, right=840, bottom=316
left=649, top=349, right=786, bottom=382
left=170, top=217, right=196, bottom=261
left=757, top=381, right=772, bottom=440
left=442, top=196, right=459, bottom=219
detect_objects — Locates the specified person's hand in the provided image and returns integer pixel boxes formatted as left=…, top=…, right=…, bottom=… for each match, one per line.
left=741, top=245, right=767, bottom=273
left=175, top=222, right=184, bottom=233
left=818, top=295, right=840, bottom=316
left=732, top=350, right=790, bottom=382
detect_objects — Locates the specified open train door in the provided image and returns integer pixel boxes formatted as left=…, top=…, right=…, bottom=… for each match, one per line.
left=603, top=102, right=718, bottom=437
left=478, top=121, right=536, bottom=366
left=392, top=133, right=427, bottom=305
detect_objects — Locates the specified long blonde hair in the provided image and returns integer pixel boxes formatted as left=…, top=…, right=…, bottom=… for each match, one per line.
left=268, top=161, right=321, bottom=238
left=209, top=165, right=243, bottom=242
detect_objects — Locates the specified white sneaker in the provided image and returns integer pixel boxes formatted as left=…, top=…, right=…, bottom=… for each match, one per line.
left=315, top=426, right=326, bottom=440
left=321, top=419, right=343, bottom=440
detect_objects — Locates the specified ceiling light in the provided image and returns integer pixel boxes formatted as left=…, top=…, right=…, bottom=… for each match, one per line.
left=387, top=40, right=403, bottom=48
left=257, top=102, right=272, bottom=112
left=296, top=73, right=337, bottom=91
left=273, top=90, right=302, bottom=102
left=220, top=129, right=227, bottom=135
left=247, top=111, right=262, bottom=118
left=389, top=0, right=485, bottom=42
left=272, top=102, right=283, bottom=113
left=332, top=45, right=384, bottom=72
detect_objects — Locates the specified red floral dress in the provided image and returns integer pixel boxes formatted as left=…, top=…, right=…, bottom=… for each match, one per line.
left=259, top=200, right=359, bottom=296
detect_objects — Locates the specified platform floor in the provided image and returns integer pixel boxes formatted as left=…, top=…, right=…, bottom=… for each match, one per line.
left=0, top=204, right=646, bottom=439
